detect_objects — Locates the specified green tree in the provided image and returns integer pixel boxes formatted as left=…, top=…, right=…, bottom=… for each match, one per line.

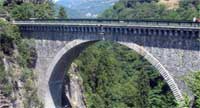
left=58, top=6, right=68, bottom=19
left=11, top=2, right=55, bottom=20
left=11, top=3, right=35, bottom=19
left=0, top=19, right=21, bottom=55
left=186, top=71, right=200, bottom=107
left=34, top=2, right=56, bottom=19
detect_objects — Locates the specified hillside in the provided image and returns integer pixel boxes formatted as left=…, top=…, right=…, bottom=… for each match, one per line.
left=56, top=0, right=119, bottom=18
left=159, top=0, right=180, bottom=9
left=101, top=0, right=199, bottom=20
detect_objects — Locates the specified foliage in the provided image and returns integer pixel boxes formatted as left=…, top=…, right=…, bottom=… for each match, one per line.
left=74, top=41, right=177, bottom=108
left=20, top=68, right=34, bottom=82
left=0, top=0, right=4, bottom=8
left=11, top=2, right=55, bottom=20
left=57, top=6, right=68, bottom=19
left=177, top=94, right=190, bottom=108
left=11, top=3, right=34, bottom=20
left=2, top=83, right=12, bottom=96
left=0, top=57, right=5, bottom=83
left=185, top=71, right=200, bottom=108
left=0, top=19, right=20, bottom=42
left=100, top=0, right=200, bottom=20
left=17, top=39, right=36, bottom=68
left=0, top=54, right=12, bottom=96
left=0, top=20, right=35, bottom=68
left=0, top=58, right=12, bottom=96
left=23, top=83, right=44, bottom=108
left=34, top=2, right=55, bottom=19
left=0, top=19, right=21, bottom=55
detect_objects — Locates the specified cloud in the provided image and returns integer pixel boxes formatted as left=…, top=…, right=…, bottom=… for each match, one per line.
left=52, top=0, right=60, bottom=3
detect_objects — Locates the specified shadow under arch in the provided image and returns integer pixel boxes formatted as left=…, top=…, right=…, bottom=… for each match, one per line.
left=45, top=39, right=183, bottom=108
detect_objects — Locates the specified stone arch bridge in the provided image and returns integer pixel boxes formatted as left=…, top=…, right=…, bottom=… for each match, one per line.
left=13, top=19, right=200, bottom=108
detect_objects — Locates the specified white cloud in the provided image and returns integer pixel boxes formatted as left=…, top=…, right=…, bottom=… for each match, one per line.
left=52, top=0, right=60, bottom=3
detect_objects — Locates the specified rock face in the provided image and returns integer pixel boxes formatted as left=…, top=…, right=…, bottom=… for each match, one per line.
left=0, top=57, right=23, bottom=108
left=0, top=44, right=40, bottom=108
left=0, top=90, right=12, bottom=108
left=64, top=63, right=87, bottom=108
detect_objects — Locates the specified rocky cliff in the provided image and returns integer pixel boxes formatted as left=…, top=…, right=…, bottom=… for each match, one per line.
left=0, top=36, right=42, bottom=108
left=64, top=63, right=87, bottom=108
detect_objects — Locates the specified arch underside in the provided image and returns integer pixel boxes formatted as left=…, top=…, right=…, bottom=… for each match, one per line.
left=45, top=39, right=183, bottom=108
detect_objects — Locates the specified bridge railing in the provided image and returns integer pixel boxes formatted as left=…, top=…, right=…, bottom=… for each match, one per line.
left=13, top=19, right=200, bottom=28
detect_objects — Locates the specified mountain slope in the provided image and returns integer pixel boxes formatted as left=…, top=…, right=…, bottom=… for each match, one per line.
left=101, top=0, right=199, bottom=20
left=56, top=0, right=119, bottom=18
left=159, top=0, right=180, bottom=9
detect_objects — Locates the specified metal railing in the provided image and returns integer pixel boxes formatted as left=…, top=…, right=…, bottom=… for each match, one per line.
left=13, top=19, right=200, bottom=28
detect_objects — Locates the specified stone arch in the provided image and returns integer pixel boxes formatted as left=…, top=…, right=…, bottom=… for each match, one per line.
left=44, top=39, right=183, bottom=108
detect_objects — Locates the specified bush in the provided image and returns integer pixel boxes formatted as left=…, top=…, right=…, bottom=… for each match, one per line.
left=0, top=61, right=5, bottom=83
left=17, top=39, right=37, bottom=68
left=186, top=71, right=200, bottom=107
left=0, top=19, right=21, bottom=55
left=20, top=68, right=34, bottom=82
left=2, top=83, right=12, bottom=96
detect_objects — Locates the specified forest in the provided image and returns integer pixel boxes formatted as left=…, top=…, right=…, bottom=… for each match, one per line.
left=74, top=41, right=177, bottom=108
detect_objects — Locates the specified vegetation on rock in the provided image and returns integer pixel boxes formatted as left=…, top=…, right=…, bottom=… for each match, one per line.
left=0, top=19, right=43, bottom=108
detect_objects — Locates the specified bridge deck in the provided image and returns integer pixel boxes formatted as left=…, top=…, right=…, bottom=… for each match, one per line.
left=13, top=22, right=200, bottom=29
left=13, top=19, right=200, bottom=39
left=13, top=19, right=200, bottom=29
